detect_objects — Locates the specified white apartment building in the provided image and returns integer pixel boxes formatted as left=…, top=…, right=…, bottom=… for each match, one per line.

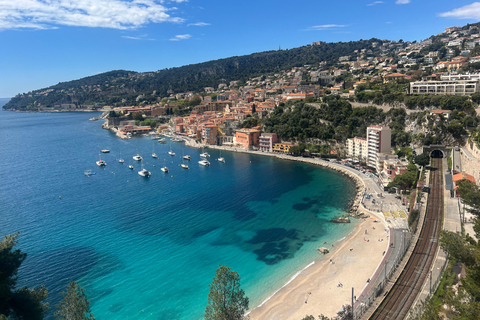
left=367, top=125, right=392, bottom=169
left=346, top=137, right=368, bottom=160
left=410, top=73, right=480, bottom=96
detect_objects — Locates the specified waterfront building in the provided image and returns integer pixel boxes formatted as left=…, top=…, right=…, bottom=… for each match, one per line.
left=259, top=133, right=278, bottom=152
left=367, top=125, right=391, bottom=170
left=202, top=124, right=218, bottom=145
left=346, top=137, right=368, bottom=160
left=273, top=142, right=297, bottom=154
left=235, top=128, right=261, bottom=149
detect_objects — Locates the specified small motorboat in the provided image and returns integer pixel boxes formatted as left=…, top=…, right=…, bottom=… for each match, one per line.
left=181, top=164, right=189, bottom=169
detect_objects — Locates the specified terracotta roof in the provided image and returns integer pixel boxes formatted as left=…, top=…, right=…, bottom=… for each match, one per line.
left=452, top=173, right=476, bottom=183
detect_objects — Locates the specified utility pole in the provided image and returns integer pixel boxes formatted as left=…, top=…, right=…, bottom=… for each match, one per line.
left=352, top=287, right=355, bottom=320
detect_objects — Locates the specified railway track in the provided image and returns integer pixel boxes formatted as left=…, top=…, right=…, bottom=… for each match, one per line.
left=369, top=157, right=443, bottom=320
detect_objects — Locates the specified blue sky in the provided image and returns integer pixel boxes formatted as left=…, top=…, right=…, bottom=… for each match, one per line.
left=0, top=0, right=480, bottom=98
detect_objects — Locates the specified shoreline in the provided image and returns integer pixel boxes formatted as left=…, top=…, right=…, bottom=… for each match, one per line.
left=182, top=138, right=388, bottom=318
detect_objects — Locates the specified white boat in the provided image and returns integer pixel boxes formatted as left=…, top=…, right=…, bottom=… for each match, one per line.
left=161, top=159, right=169, bottom=172
left=119, top=151, right=124, bottom=163
left=181, top=164, right=189, bottom=169
left=158, top=138, right=166, bottom=144
left=168, top=150, right=176, bottom=156
left=217, top=150, right=225, bottom=163
left=128, top=165, right=134, bottom=169
left=96, top=153, right=106, bottom=166
left=183, top=155, right=191, bottom=160
left=200, top=147, right=210, bottom=158
left=101, top=149, right=110, bottom=153
left=133, top=154, right=143, bottom=161
left=198, top=159, right=210, bottom=166
left=152, top=142, right=158, bottom=158
left=138, top=168, right=151, bottom=177
left=126, top=132, right=132, bottom=138
left=171, top=137, right=183, bottom=142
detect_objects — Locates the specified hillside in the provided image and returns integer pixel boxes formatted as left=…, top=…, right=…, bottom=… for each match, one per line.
left=3, top=39, right=379, bottom=110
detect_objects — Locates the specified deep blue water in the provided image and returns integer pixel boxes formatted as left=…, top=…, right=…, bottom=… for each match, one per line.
left=0, top=111, right=356, bottom=319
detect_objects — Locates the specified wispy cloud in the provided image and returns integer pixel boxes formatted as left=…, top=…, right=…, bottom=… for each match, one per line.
left=395, top=0, right=411, bottom=4
left=367, top=1, right=383, bottom=6
left=169, top=34, right=191, bottom=41
left=188, top=22, right=210, bottom=27
left=0, top=0, right=185, bottom=31
left=122, top=35, right=155, bottom=41
left=306, top=24, right=348, bottom=31
left=439, top=2, right=480, bottom=19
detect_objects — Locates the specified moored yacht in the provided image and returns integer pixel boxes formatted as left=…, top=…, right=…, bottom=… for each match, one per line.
left=181, top=163, right=189, bottom=169
left=217, top=157, right=225, bottom=163
left=182, top=155, right=191, bottom=160
left=168, top=150, right=176, bottom=156
left=133, top=154, right=143, bottom=161
left=138, top=168, right=151, bottom=177
left=128, top=165, right=134, bottom=169
left=198, top=159, right=210, bottom=166
left=96, top=153, right=106, bottom=166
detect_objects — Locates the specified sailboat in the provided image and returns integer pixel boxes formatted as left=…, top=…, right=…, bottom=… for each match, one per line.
left=200, top=146, right=210, bottom=158
left=119, top=150, right=124, bottom=163
left=152, top=142, right=158, bottom=158
left=217, top=150, right=225, bottom=163
left=168, top=140, right=175, bottom=156
left=96, top=153, right=106, bottom=166
left=182, top=147, right=191, bottom=160
left=133, top=145, right=142, bottom=161
left=138, top=161, right=151, bottom=177
left=161, top=159, right=169, bottom=172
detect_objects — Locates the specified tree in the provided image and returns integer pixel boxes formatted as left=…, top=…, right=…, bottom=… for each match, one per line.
left=55, top=281, right=94, bottom=320
left=205, top=265, right=249, bottom=320
left=0, top=233, right=49, bottom=319
left=414, top=152, right=430, bottom=167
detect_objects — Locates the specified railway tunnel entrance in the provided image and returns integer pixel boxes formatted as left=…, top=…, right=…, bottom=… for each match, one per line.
left=422, top=145, right=447, bottom=158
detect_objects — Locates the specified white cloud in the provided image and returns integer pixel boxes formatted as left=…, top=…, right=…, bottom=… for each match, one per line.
left=188, top=22, right=210, bottom=27
left=439, top=2, right=480, bottom=19
left=122, top=35, right=155, bottom=40
left=169, top=33, right=191, bottom=41
left=367, top=1, right=383, bottom=6
left=307, top=24, right=347, bottom=31
left=395, top=0, right=411, bottom=4
left=0, top=0, right=185, bottom=31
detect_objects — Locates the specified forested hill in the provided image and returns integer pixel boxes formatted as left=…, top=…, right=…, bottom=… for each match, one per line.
left=4, top=39, right=379, bottom=110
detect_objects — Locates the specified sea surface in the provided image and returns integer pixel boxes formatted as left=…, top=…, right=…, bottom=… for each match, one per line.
left=0, top=111, right=356, bottom=319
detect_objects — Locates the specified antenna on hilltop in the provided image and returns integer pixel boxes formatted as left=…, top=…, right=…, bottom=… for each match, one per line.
left=279, top=44, right=281, bottom=51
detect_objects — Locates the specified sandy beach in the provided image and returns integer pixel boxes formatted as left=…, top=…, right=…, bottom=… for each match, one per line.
left=248, top=218, right=389, bottom=319
left=168, top=136, right=390, bottom=318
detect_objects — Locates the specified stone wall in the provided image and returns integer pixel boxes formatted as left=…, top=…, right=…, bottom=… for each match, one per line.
left=460, top=141, right=480, bottom=185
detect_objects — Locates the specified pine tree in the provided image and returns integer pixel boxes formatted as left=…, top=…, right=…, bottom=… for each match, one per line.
left=205, top=265, right=249, bottom=320
left=55, top=282, right=94, bottom=320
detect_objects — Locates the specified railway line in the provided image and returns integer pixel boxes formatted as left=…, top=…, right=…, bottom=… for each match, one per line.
left=369, top=157, right=443, bottom=320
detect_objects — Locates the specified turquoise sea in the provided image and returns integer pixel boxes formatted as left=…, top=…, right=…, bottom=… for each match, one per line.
left=0, top=111, right=356, bottom=319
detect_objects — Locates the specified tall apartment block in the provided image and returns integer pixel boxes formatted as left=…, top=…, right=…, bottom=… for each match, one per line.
left=346, top=137, right=368, bottom=160
left=367, top=125, right=391, bottom=170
